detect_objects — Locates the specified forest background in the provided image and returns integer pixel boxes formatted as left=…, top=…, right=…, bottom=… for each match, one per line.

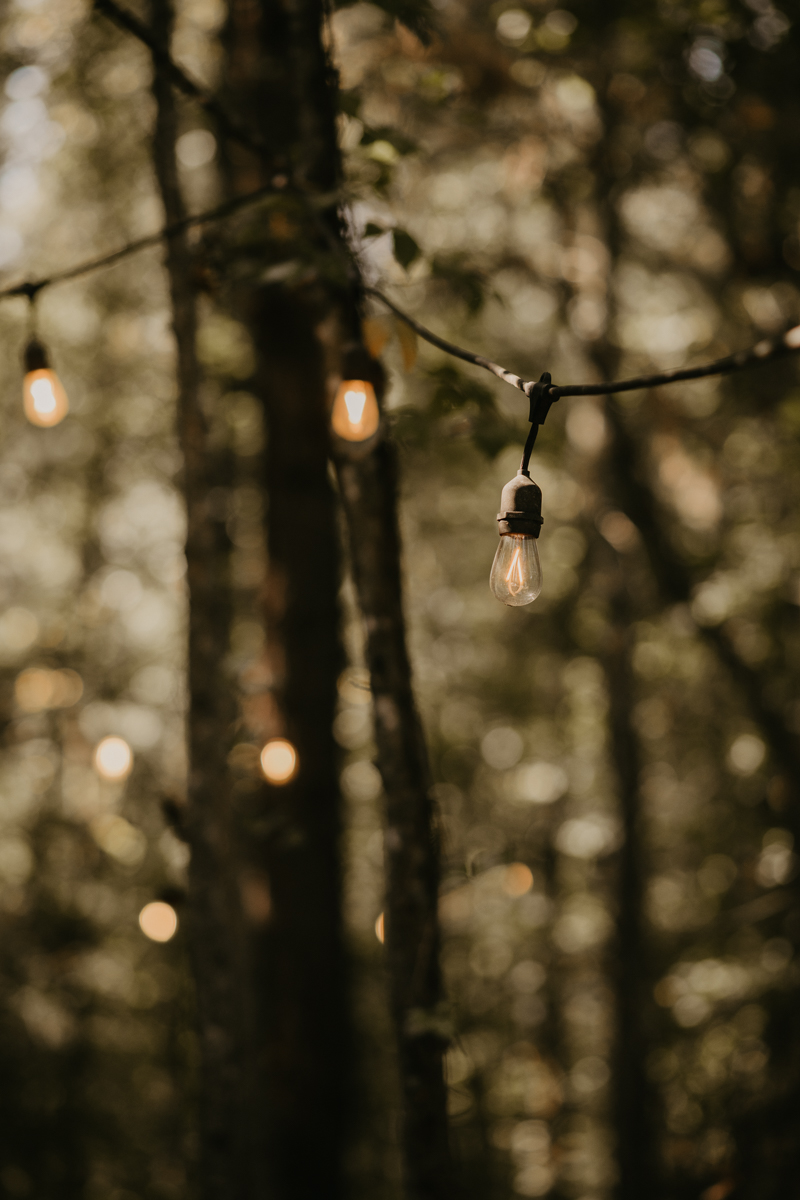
left=0, top=0, right=798, bottom=1199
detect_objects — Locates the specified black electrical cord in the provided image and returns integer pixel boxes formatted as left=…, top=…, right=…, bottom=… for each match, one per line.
left=365, top=287, right=800, bottom=443
left=0, top=182, right=290, bottom=301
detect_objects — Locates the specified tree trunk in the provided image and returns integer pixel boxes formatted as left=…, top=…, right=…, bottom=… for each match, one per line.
left=221, top=2, right=453, bottom=1194
left=149, top=4, right=251, bottom=1197
left=334, top=437, right=454, bottom=1200
left=600, top=571, right=659, bottom=1200
left=223, top=3, right=349, bottom=1197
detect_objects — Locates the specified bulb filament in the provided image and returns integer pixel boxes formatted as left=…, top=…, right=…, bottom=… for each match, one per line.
left=30, top=377, right=57, bottom=415
left=344, top=388, right=367, bottom=425
left=506, top=545, right=525, bottom=595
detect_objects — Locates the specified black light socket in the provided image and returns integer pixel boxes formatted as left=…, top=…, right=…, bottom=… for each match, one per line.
left=24, top=338, right=50, bottom=373
left=496, top=471, right=544, bottom=537
left=341, top=342, right=385, bottom=395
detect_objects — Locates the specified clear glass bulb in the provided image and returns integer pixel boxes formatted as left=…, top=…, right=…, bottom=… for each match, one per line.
left=490, top=534, right=542, bottom=606
left=331, top=379, right=379, bottom=441
left=23, top=368, right=69, bottom=427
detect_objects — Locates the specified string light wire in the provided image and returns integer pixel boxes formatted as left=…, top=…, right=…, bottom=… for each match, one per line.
left=5, top=2, right=798, bottom=424
left=0, top=182, right=304, bottom=303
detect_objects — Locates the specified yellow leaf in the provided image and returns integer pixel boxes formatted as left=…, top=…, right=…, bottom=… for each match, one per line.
left=396, top=320, right=418, bottom=372
left=361, top=316, right=391, bottom=359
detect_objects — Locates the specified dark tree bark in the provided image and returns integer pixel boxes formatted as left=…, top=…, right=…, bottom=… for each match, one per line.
left=221, top=3, right=453, bottom=1195
left=150, top=0, right=451, bottom=1192
left=149, top=4, right=251, bottom=1198
left=222, top=4, right=349, bottom=1198
left=335, top=435, right=454, bottom=1200
left=599, top=568, right=660, bottom=1200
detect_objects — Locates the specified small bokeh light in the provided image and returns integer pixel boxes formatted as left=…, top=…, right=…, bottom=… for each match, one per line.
left=139, top=901, right=178, bottom=943
left=503, top=863, right=534, bottom=896
left=260, top=738, right=298, bottom=784
left=375, top=912, right=385, bottom=943
left=94, top=735, right=133, bottom=781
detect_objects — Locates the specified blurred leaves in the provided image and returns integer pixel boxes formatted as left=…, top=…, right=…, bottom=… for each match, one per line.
left=392, top=229, right=421, bottom=271
left=334, top=0, right=437, bottom=45
left=431, top=254, right=490, bottom=314
left=392, top=364, right=520, bottom=457
left=360, top=126, right=418, bottom=156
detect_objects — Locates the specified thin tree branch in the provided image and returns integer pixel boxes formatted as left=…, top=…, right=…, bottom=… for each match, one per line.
left=149, top=4, right=251, bottom=1195
left=95, top=0, right=272, bottom=161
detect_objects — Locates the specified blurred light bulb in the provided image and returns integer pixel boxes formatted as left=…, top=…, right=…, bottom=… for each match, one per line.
left=491, top=471, right=544, bottom=607
left=139, top=901, right=178, bottom=942
left=490, top=535, right=542, bottom=606
left=375, top=912, right=385, bottom=943
left=260, top=737, right=298, bottom=784
left=94, top=735, right=133, bottom=781
left=331, top=379, right=379, bottom=441
left=23, top=368, right=69, bottom=427
left=22, top=339, right=68, bottom=427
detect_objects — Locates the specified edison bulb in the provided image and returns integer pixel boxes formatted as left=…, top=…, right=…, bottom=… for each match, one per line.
left=23, top=368, right=69, bottom=428
left=490, top=534, right=542, bottom=606
left=331, top=379, right=379, bottom=441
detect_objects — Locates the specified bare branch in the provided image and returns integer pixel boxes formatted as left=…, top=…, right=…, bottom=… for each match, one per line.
left=95, top=0, right=271, bottom=162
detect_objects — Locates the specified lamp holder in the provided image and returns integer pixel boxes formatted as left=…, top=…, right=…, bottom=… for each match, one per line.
left=23, top=338, right=50, bottom=373
left=497, top=472, right=543, bottom=538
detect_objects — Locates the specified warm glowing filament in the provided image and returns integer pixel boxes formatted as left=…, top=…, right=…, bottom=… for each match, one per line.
left=505, top=545, right=525, bottom=595
left=344, top=388, right=367, bottom=424
left=31, top=377, right=56, bottom=414
left=331, top=379, right=380, bottom=441
left=23, top=369, right=69, bottom=428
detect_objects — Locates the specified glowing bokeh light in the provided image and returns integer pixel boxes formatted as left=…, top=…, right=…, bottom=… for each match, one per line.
left=94, top=735, right=133, bottom=781
left=375, top=912, right=385, bottom=943
left=260, top=737, right=298, bottom=784
left=503, top=862, right=534, bottom=896
left=331, top=379, right=379, bottom=441
left=139, top=901, right=178, bottom=943
left=23, top=368, right=69, bottom=427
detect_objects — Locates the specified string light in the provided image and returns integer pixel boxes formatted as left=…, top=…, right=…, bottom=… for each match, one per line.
left=22, top=337, right=68, bottom=428
left=330, top=344, right=382, bottom=443
left=490, top=471, right=544, bottom=606
left=1, top=126, right=798, bottom=610
left=332, top=379, right=380, bottom=441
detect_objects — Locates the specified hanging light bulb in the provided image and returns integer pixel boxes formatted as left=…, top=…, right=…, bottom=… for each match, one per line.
left=490, top=471, right=544, bottom=606
left=331, top=378, right=379, bottom=441
left=22, top=338, right=69, bottom=427
left=330, top=343, right=382, bottom=443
